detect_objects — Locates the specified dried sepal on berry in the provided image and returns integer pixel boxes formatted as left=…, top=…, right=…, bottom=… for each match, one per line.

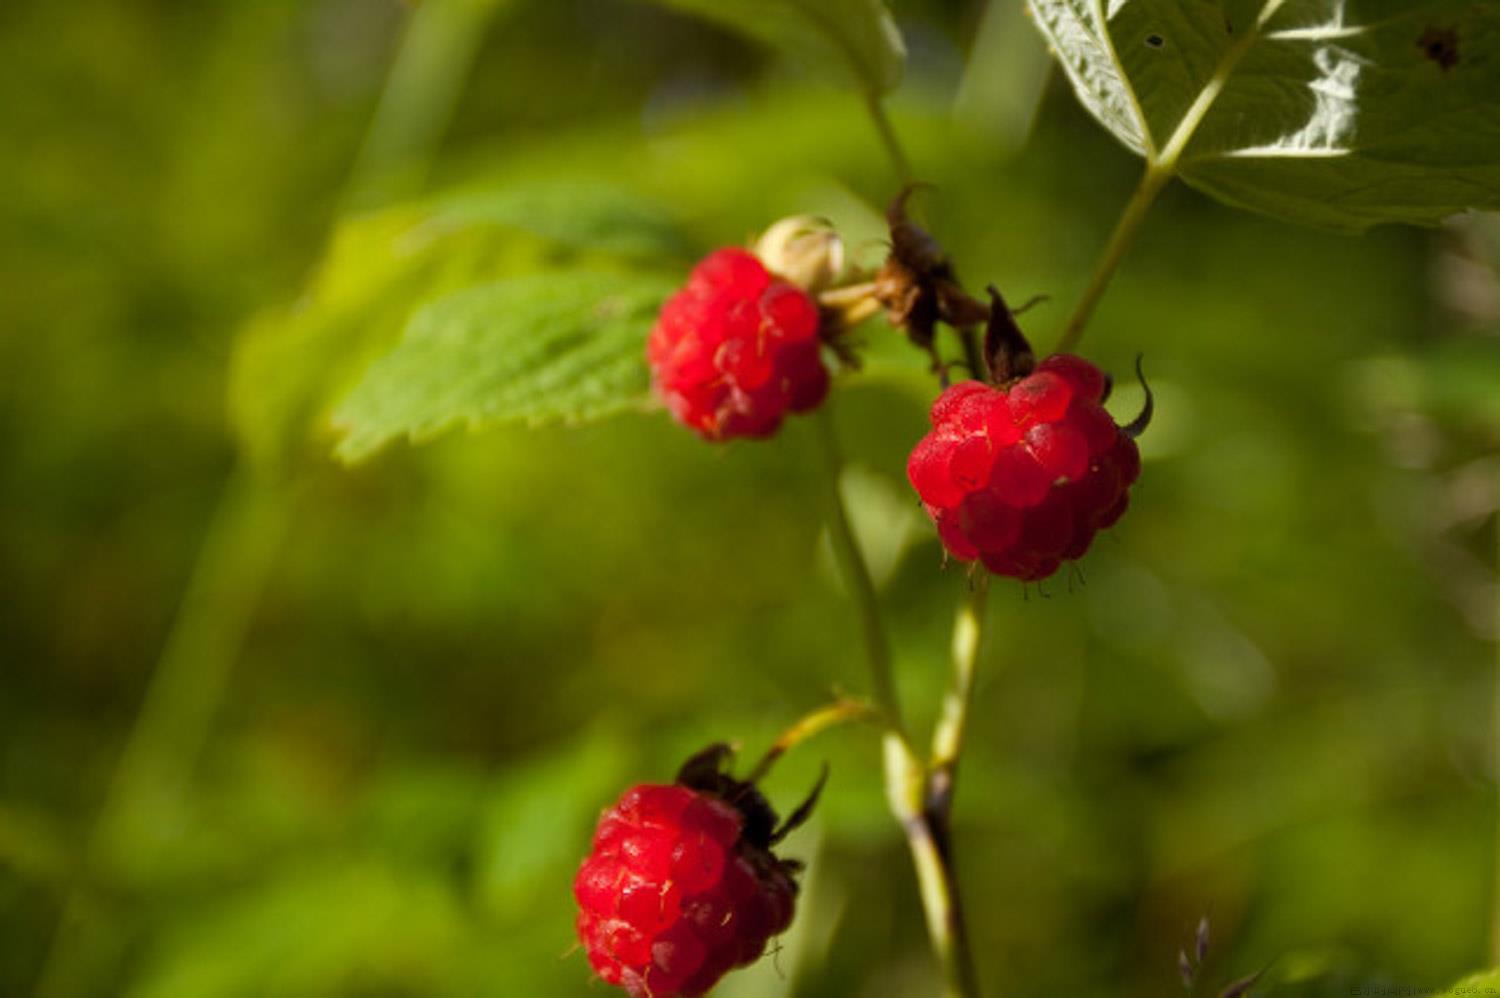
left=873, top=186, right=989, bottom=369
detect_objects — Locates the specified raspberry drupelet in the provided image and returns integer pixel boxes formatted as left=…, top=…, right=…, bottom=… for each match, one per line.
left=575, top=748, right=812, bottom=997
left=647, top=247, right=829, bottom=440
left=907, top=354, right=1140, bottom=582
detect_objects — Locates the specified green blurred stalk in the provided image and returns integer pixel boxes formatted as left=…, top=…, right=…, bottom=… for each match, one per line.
left=32, top=3, right=503, bottom=994
left=34, top=470, right=296, bottom=998
left=812, top=406, right=982, bottom=997
left=813, top=408, right=905, bottom=736
left=1493, top=517, right=1500, bottom=965
left=346, top=0, right=512, bottom=210
left=864, top=92, right=913, bottom=187
left=1053, top=162, right=1170, bottom=355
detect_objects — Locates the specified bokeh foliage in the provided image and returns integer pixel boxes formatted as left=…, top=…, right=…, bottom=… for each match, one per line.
left=2, top=1, right=1499, bottom=996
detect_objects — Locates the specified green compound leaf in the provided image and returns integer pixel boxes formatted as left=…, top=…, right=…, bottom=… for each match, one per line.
left=646, top=0, right=906, bottom=95
left=332, top=271, right=676, bottom=464
left=1028, top=0, right=1500, bottom=230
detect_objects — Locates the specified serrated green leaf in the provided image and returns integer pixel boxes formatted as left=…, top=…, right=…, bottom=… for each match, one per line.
left=646, top=0, right=905, bottom=95
left=332, top=271, right=675, bottom=463
left=1028, top=0, right=1500, bottom=229
left=229, top=183, right=688, bottom=475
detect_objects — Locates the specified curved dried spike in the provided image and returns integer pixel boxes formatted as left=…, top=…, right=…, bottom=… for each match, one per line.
left=1122, top=354, right=1154, bottom=439
left=886, top=184, right=946, bottom=277
left=675, top=743, right=734, bottom=788
left=886, top=181, right=935, bottom=229
left=1009, top=293, right=1050, bottom=316
left=769, top=763, right=830, bottom=845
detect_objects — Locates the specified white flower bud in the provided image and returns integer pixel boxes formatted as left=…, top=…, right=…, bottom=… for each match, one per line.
left=754, top=215, right=845, bottom=293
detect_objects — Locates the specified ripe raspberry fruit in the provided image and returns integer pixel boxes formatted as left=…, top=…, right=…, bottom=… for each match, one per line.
left=907, top=354, right=1141, bottom=582
left=574, top=746, right=815, bottom=997
left=647, top=247, right=829, bottom=440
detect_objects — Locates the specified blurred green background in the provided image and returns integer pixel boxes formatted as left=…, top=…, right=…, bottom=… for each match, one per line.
left=3, top=1, right=1500, bottom=996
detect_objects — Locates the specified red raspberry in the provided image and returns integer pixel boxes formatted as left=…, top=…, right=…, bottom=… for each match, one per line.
left=907, top=354, right=1140, bottom=581
left=647, top=247, right=829, bottom=440
left=574, top=773, right=802, bottom=996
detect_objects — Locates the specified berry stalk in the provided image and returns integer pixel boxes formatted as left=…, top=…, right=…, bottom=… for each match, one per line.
left=864, top=91, right=913, bottom=187
left=743, top=697, right=876, bottom=785
left=1053, top=162, right=1171, bottom=355
left=812, top=404, right=982, bottom=997
left=1492, top=516, right=1500, bottom=965
left=884, top=735, right=981, bottom=998
left=812, top=406, right=906, bottom=737
left=930, top=576, right=989, bottom=798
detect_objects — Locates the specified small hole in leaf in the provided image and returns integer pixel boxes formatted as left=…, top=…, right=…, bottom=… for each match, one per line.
left=1417, top=26, right=1460, bottom=70
left=1145, top=33, right=1165, bottom=49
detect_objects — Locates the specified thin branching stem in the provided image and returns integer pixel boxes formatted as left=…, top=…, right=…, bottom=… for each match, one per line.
left=1492, top=517, right=1500, bottom=964
left=865, top=91, right=913, bottom=187
left=745, top=697, right=876, bottom=785
left=1054, top=163, right=1171, bottom=356
left=1054, top=0, right=1287, bottom=355
left=931, top=576, right=989, bottom=789
left=812, top=407, right=906, bottom=739
left=812, top=406, right=981, bottom=997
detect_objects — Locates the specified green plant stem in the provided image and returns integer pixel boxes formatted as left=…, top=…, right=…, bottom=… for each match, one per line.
left=811, top=406, right=980, bottom=997
left=813, top=407, right=905, bottom=736
left=865, top=91, right=913, bottom=186
left=345, top=0, right=509, bottom=210
left=34, top=468, right=296, bottom=998
left=931, top=576, right=989, bottom=790
left=1492, top=517, right=1500, bottom=965
left=745, top=697, right=877, bottom=784
left=1053, top=162, right=1171, bottom=356
left=885, top=733, right=981, bottom=998
left=1054, top=0, right=1287, bottom=355
left=920, top=576, right=989, bottom=998
left=847, top=81, right=985, bottom=996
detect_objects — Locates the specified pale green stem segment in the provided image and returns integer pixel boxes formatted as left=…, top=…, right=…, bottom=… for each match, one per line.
left=917, top=576, right=990, bottom=998
left=1054, top=0, right=1288, bottom=355
left=812, top=406, right=982, bottom=997
left=813, top=407, right=907, bottom=737
left=884, top=734, right=981, bottom=998
left=745, top=697, right=877, bottom=785
left=932, top=577, right=990, bottom=777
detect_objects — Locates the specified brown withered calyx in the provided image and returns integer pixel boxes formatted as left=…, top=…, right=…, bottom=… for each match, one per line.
left=873, top=186, right=989, bottom=375
left=874, top=186, right=1043, bottom=386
